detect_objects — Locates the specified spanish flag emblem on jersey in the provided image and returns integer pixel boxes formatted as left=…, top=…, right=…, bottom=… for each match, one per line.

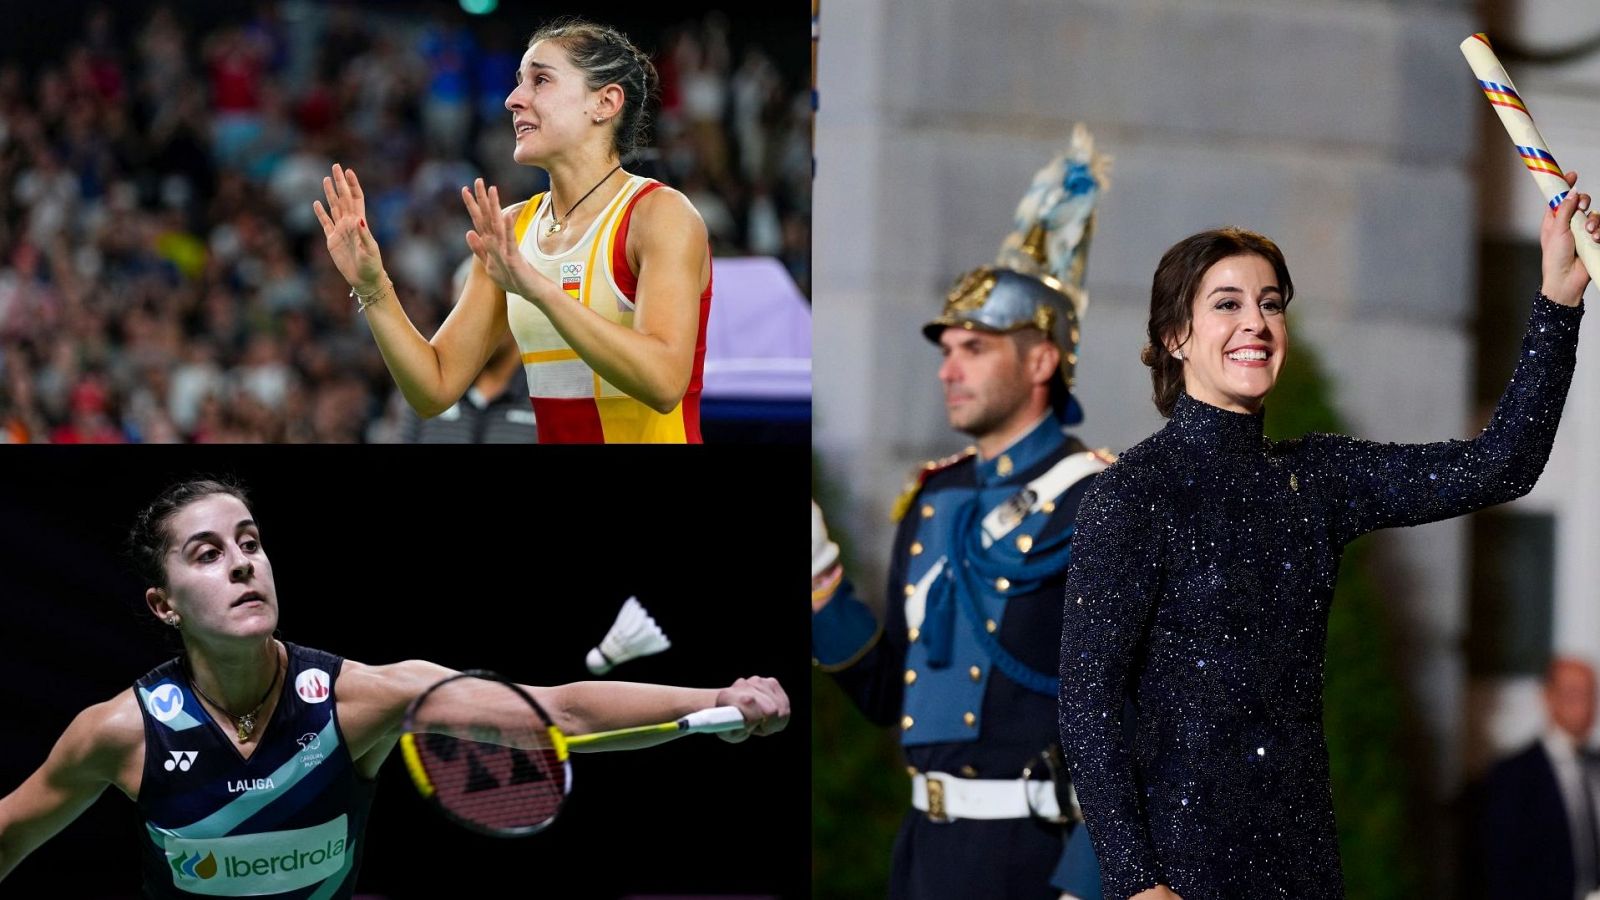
left=560, top=262, right=583, bottom=298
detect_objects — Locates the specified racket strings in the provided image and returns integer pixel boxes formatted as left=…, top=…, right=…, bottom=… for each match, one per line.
left=410, top=681, right=568, bottom=833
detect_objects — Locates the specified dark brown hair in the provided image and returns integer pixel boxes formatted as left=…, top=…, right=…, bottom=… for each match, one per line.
left=128, top=477, right=253, bottom=590
left=1140, top=227, right=1294, bottom=417
left=529, top=19, right=660, bottom=158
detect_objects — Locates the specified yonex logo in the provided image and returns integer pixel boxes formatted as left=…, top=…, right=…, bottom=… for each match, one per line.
left=164, top=750, right=198, bottom=772
left=146, top=683, right=184, bottom=722
left=169, top=850, right=218, bottom=880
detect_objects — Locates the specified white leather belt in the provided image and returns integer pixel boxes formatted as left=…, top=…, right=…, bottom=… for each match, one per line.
left=910, top=771, right=1063, bottom=822
left=979, top=451, right=1108, bottom=547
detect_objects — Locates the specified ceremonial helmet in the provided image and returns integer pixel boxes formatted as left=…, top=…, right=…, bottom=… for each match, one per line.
left=922, top=125, right=1108, bottom=425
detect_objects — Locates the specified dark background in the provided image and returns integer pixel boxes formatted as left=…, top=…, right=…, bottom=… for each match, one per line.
left=0, top=444, right=809, bottom=898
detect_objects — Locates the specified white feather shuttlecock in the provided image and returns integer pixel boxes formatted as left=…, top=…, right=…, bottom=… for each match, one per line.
left=586, top=596, right=671, bottom=674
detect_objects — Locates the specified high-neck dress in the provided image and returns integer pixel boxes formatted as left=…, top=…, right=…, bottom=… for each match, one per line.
left=1059, top=293, right=1583, bottom=900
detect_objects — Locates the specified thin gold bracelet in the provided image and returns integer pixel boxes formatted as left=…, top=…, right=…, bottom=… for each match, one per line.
left=350, top=280, right=390, bottom=313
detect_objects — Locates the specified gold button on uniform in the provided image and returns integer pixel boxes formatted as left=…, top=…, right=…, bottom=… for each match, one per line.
left=908, top=627, right=920, bottom=642
left=959, top=765, right=978, bottom=777
left=969, top=665, right=982, bottom=682
left=905, top=669, right=917, bottom=685
left=994, top=576, right=1010, bottom=592
left=1016, top=534, right=1033, bottom=553
left=921, top=504, right=935, bottom=519
left=1042, top=500, right=1056, bottom=514
left=985, top=619, right=997, bottom=633
left=963, top=712, right=976, bottom=727
left=902, top=715, right=915, bottom=731
left=997, top=455, right=1013, bottom=477
left=910, top=541, right=924, bottom=556
left=904, top=583, right=916, bottom=597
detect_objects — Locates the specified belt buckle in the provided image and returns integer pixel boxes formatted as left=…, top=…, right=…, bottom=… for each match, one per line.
left=926, top=776, right=948, bottom=823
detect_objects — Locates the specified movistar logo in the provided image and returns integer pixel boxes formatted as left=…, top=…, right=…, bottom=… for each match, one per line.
left=170, top=850, right=218, bottom=880
left=146, top=683, right=184, bottom=722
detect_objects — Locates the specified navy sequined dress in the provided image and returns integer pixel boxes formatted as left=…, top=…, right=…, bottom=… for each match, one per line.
left=1058, top=294, right=1583, bottom=900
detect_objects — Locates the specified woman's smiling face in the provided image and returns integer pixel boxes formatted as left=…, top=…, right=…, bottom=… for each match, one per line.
left=1171, top=253, right=1289, bottom=414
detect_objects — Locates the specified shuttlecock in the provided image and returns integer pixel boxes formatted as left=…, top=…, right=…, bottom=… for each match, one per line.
left=586, top=596, right=671, bottom=674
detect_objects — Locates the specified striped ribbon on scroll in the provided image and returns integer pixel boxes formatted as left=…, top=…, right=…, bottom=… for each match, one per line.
left=1461, top=31, right=1600, bottom=281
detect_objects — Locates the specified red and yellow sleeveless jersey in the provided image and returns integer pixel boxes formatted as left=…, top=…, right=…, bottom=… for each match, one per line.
left=506, top=175, right=711, bottom=443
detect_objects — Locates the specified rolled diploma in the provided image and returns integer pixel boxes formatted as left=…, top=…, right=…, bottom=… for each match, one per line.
left=1461, top=32, right=1600, bottom=285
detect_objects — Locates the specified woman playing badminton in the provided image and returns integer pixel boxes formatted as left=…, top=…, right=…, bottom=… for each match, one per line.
left=0, top=479, right=788, bottom=897
left=315, top=19, right=711, bottom=443
left=1059, top=176, right=1596, bottom=900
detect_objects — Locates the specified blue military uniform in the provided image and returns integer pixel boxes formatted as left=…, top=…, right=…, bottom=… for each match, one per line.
left=815, top=414, right=1109, bottom=899
left=814, top=126, right=1111, bottom=899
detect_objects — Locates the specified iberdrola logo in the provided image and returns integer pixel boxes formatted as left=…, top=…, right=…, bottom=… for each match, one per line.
left=170, top=850, right=218, bottom=881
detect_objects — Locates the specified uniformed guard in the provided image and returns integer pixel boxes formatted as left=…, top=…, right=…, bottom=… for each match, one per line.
left=813, top=126, right=1113, bottom=900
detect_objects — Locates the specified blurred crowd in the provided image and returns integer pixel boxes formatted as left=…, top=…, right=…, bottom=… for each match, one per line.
left=0, top=2, right=811, bottom=443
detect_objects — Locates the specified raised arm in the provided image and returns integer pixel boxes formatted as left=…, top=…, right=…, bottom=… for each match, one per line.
left=1323, top=177, right=1594, bottom=542
left=1058, top=465, right=1167, bottom=900
left=313, top=164, right=509, bottom=417
left=0, top=696, right=141, bottom=881
left=461, top=179, right=709, bottom=414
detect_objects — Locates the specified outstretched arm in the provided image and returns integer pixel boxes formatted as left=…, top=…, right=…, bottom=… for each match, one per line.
left=0, top=696, right=140, bottom=881
left=313, top=164, right=510, bottom=417
left=1325, top=175, right=1594, bottom=541
left=338, top=660, right=789, bottom=774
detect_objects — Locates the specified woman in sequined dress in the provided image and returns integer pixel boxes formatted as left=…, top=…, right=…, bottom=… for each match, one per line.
left=1058, top=173, right=1598, bottom=900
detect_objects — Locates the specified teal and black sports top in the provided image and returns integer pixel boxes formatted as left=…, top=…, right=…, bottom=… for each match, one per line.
left=133, top=643, right=376, bottom=898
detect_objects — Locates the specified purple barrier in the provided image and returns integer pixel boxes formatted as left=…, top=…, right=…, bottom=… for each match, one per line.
left=703, top=257, right=812, bottom=402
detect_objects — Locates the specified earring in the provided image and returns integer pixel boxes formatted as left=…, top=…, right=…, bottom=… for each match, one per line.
left=1172, top=349, right=1184, bottom=360
left=593, top=116, right=604, bottom=124
left=166, top=614, right=180, bottom=627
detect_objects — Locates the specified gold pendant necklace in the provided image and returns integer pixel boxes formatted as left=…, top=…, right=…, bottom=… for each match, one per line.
left=186, top=649, right=283, bottom=742
left=545, top=164, right=622, bottom=237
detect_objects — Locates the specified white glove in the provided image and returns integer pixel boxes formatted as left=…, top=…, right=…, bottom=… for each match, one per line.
left=812, top=500, right=840, bottom=579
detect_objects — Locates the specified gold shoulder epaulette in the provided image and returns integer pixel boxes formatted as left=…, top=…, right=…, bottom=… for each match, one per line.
left=889, top=448, right=976, bottom=522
